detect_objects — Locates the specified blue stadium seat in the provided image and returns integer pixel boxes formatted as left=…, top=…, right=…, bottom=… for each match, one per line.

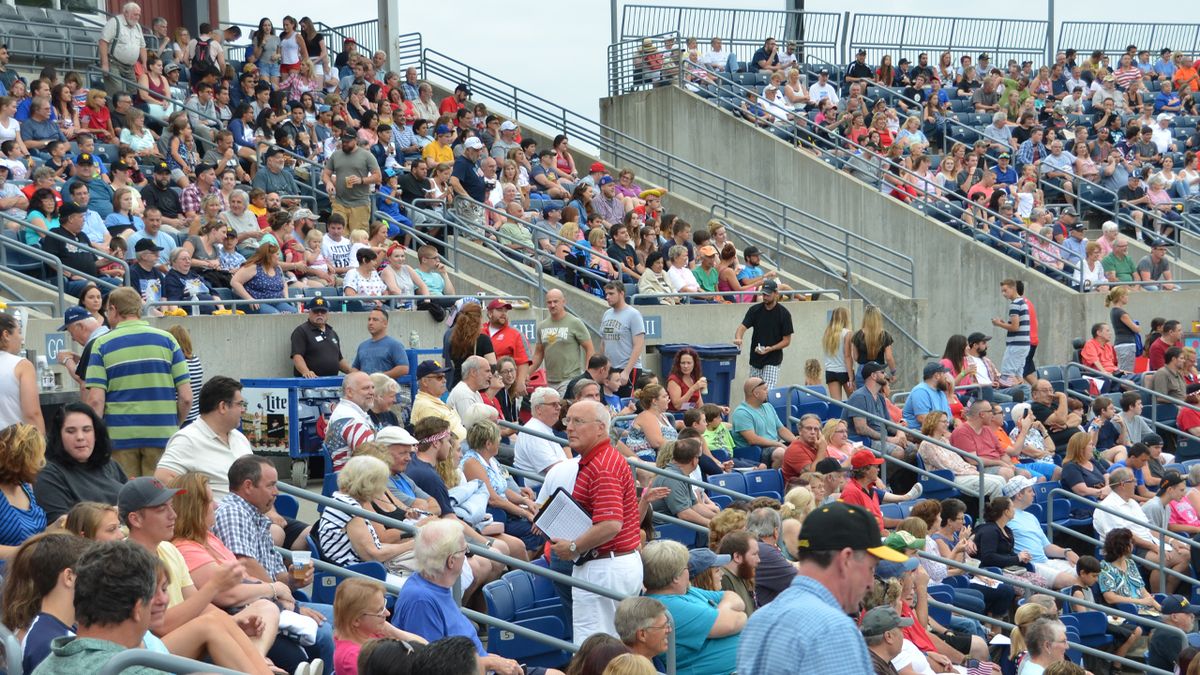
left=1031, top=480, right=1059, bottom=504
left=881, top=503, right=904, bottom=521
left=654, top=523, right=701, bottom=547
left=707, top=472, right=747, bottom=497
left=744, top=469, right=783, bottom=499
left=482, top=580, right=571, bottom=667
left=312, top=561, right=386, bottom=605
left=274, top=494, right=299, bottom=520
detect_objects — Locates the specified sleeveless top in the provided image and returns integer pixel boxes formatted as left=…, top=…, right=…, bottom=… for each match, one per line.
left=304, top=33, right=324, bottom=59
left=280, top=32, right=302, bottom=66
left=667, top=373, right=701, bottom=411
left=146, top=73, right=168, bottom=101
left=0, top=483, right=46, bottom=548
left=244, top=264, right=285, bottom=300
left=186, top=235, right=221, bottom=262
left=460, top=449, right=510, bottom=496
left=625, top=412, right=678, bottom=461
left=1110, top=307, right=1136, bottom=345
left=823, top=328, right=851, bottom=373
left=0, top=351, right=23, bottom=430
left=555, top=152, right=572, bottom=175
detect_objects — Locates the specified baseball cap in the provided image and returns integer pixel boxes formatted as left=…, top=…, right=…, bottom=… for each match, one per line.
left=499, top=120, right=518, bottom=132
left=1071, top=222, right=1086, bottom=231
left=598, top=175, right=614, bottom=186
left=761, top=279, right=779, bottom=293
left=463, top=137, right=484, bottom=151
left=111, top=160, right=132, bottom=172
left=340, top=131, right=357, bottom=142
left=1158, top=471, right=1186, bottom=494
left=922, top=362, right=948, bottom=379
left=435, top=124, right=453, bottom=136
left=153, top=161, right=170, bottom=174
left=698, top=244, right=718, bottom=257
left=1162, top=595, right=1200, bottom=615
left=118, top=477, right=184, bottom=520
left=134, top=238, right=163, bottom=253
left=589, top=162, right=605, bottom=174
left=305, top=296, right=330, bottom=312
left=76, top=153, right=94, bottom=165
left=375, top=426, right=419, bottom=446
left=856, top=49, right=867, bottom=56
left=1061, top=206, right=1079, bottom=217
left=58, top=306, right=91, bottom=330
left=979, top=52, right=990, bottom=60
left=454, top=83, right=471, bottom=96
left=966, top=332, right=992, bottom=345
left=1143, top=432, right=1164, bottom=447
left=687, top=548, right=731, bottom=578
left=416, top=360, right=451, bottom=379
left=814, top=457, right=848, bottom=474
left=164, top=63, right=181, bottom=73
left=486, top=299, right=512, bottom=311
left=639, top=188, right=665, bottom=200
left=796, top=502, right=906, bottom=562
left=59, top=202, right=86, bottom=219
left=851, top=448, right=884, bottom=469
left=291, top=208, right=316, bottom=222
left=883, top=530, right=925, bottom=552
left=875, top=557, right=920, bottom=579
left=1002, top=475, right=1037, bottom=499
left=860, top=362, right=886, bottom=379
left=860, top=606, right=914, bottom=637
left=998, top=152, right=1011, bottom=159
left=819, top=67, right=829, bottom=74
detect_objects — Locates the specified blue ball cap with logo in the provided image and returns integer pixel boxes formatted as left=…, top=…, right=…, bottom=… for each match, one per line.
left=58, top=305, right=91, bottom=330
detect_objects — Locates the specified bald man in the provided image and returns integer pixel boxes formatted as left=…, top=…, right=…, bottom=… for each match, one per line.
left=531, top=289, right=594, bottom=395
left=731, top=377, right=793, bottom=468
left=324, top=371, right=377, bottom=470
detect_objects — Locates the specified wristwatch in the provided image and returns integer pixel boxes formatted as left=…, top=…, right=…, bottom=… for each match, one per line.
left=568, top=541, right=577, bottom=554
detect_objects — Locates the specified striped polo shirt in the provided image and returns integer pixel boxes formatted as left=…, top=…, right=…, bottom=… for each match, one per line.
left=1005, top=297, right=1030, bottom=347
left=572, top=439, right=640, bottom=556
left=85, top=319, right=189, bottom=450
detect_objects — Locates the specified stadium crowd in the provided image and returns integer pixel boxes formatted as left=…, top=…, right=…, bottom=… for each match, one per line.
left=645, top=36, right=1200, bottom=291
left=2, top=4, right=1200, bottom=675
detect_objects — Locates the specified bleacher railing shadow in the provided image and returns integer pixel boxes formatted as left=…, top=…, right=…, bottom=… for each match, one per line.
left=1047, top=488, right=1200, bottom=595
left=919, top=549, right=1178, bottom=674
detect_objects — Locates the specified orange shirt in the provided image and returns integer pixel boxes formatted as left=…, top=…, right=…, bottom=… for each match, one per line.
left=1174, top=65, right=1199, bottom=94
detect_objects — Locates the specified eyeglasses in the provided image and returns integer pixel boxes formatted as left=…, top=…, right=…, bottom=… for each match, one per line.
left=644, top=620, right=672, bottom=633
left=226, top=398, right=248, bottom=409
left=564, top=416, right=601, bottom=426
left=359, top=608, right=389, bottom=619
left=446, top=546, right=469, bottom=567
left=539, top=400, right=562, bottom=407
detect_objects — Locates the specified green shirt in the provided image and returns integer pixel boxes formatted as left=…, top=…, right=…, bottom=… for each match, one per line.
left=84, top=319, right=189, bottom=450
left=704, top=424, right=736, bottom=452
left=535, top=314, right=591, bottom=384
left=1102, top=252, right=1137, bottom=282
left=692, top=264, right=719, bottom=293
left=33, top=636, right=170, bottom=675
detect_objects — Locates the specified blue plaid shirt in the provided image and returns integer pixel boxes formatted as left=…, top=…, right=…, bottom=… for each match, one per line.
left=736, top=575, right=872, bottom=674
left=213, top=492, right=286, bottom=579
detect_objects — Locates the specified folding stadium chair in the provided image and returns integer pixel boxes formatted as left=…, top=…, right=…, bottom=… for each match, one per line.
left=743, top=469, right=783, bottom=500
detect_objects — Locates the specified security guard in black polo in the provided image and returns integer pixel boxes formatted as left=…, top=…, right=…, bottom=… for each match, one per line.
left=290, top=296, right=352, bottom=377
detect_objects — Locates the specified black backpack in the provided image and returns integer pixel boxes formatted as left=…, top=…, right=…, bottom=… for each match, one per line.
left=191, top=38, right=217, bottom=77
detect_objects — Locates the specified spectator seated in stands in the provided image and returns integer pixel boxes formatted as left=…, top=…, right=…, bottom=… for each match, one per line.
left=33, top=402, right=127, bottom=522
left=950, top=399, right=1032, bottom=480
left=744, top=507, right=797, bottom=608
left=843, top=363, right=908, bottom=458
left=1003, top=476, right=1079, bottom=588
left=615, top=597, right=671, bottom=664
left=917, top=411, right=1007, bottom=497
left=650, top=437, right=720, bottom=527
left=162, top=248, right=224, bottom=315
left=1094, top=467, right=1192, bottom=593
left=731, top=377, right=791, bottom=468
left=901, top=362, right=954, bottom=431
left=40, top=202, right=101, bottom=297
left=642, top=539, right=745, bottom=675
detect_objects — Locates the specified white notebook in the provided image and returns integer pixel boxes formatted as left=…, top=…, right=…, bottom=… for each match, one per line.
left=533, top=488, right=593, bottom=541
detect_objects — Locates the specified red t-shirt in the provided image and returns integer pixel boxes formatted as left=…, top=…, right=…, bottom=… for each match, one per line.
left=573, top=440, right=641, bottom=555
left=950, top=423, right=1003, bottom=460
left=1179, top=407, right=1200, bottom=434
left=666, top=373, right=701, bottom=411
left=900, top=602, right=938, bottom=653
left=1149, top=338, right=1175, bottom=371
left=1080, top=339, right=1118, bottom=374
left=439, top=96, right=464, bottom=114
left=782, top=439, right=819, bottom=482
left=79, top=105, right=111, bottom=133
left=485, top=324, right=531, bottom=365
left=839, top=478, right=885, bottom=533
left=1025, top=297, right=1039, bottom=346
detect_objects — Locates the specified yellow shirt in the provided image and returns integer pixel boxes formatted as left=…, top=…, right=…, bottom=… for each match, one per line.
left=421, top=141, right=453, bottom=165
left=157, top=541, right=194, bottom=607
left=410, top=390, right=466, bottom=440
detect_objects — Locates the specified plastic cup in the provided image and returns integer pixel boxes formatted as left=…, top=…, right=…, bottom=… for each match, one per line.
left=291, top=551, right=311, bottom=582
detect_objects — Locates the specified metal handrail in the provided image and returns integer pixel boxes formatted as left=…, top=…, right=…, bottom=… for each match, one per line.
left=918, top=550, right=1175, bottom=674
left=494, top=419, right=756, bottom=502
left=98, top=649, right=246, bottom=675
left=921, top=547, right=1188, bottom=641
left=0, top=211, right=131, bottom=287
left=145, top=292, right=528, bottom=313
left=1047, top=488, right=1200, bottom=595
left=0, top=623, right=21, bottom=675
left=418, top=42, right=918, bottom=299
left=680, top=60, right=1084, bottom=286
left=0, top=236, right=72, bottom=315
left=631, top=289, right=841, bottom=302
left=1054, top=364, right=1200, bottom=447
left=274, top=482, right=629, bottom=598
left=781, top=384, right=986, bottom=519
left=1071, top=361, right=1200, bottom=427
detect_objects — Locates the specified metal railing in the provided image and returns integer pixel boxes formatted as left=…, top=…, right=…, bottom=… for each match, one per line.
left=848, top=14, right=1049, bottom=68
left=98, top=649, right=246, bottom=675
left=1070, top=362, right=1200, bottom=440
left=0, top=211, right=131, bottom=286
left=608, top=31, right=682, bottom=97
left=0, top=235, right=105, bottom=315
left=630, top=289, right=840, bottom=303
left=619, top=5, right=846, bottom=65
left=1047, top=488, right=1200, bottom=595
left=1057, top=22, right=1200, bottom=63
left=145, top=292, right=528, bottom=314
left=918, top=548, right=1179, bottom=674
left=781, top=384, right=987, bottom=520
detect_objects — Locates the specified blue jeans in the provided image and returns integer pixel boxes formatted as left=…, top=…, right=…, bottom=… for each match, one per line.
left=252, top=301, right=298, bottom=314
left=298, top=601, right=334, bottom=674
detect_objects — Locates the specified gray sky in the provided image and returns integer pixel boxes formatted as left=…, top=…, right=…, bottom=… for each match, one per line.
left=235, top=0, right=1197, bottom=121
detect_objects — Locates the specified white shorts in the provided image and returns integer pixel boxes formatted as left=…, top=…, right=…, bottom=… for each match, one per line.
left=1033, top=558, right=1075, bottom=586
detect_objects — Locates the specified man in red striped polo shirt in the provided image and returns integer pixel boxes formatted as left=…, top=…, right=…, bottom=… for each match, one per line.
left=552, top=400, right=643, bottom=645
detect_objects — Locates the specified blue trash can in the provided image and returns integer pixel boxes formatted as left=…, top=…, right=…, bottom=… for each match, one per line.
left=656, top=343, right=740, bottom=407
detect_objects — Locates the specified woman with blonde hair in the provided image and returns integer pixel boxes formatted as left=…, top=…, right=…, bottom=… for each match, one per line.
left=1106, top=286, right=1140, bottom=372
left=851, top=305, right=896, bottom=387
left=779, top=486, right=815, bottom=559
left=1009, top=602, right=1049, bottom=661
left=461, top=419, right=542, bottom=559
left=332, top=578, right=425, bottom=675
left=166, top=325, right=203, bottom=424
left=64, top=501, right=123, bottom=541
left=0, top=424, right=46, bottom=559
left=820, top=418, right=855, bottom=466
left=602, top=653, right=658, bottom=675
left=821, top=306, right=854, bottom=400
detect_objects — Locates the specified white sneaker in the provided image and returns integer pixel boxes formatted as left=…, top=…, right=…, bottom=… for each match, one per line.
left=294, top=658, right=325, bottom=675
left=904, top=483, right=924, bottom=500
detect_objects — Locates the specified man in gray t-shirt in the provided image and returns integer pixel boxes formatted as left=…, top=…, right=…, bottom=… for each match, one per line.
left=1136, top=244, right=1175, bottom=290
left=651, top=438, right=718, bottom=525
left=599, top=282, right=645, bottom=394
left=322, top=134, right=382, bottom=231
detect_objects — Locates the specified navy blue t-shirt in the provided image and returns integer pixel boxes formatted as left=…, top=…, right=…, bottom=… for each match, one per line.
left=405, top=455, right=452, bottom=515
left=23, top=612, right=72, bottom=673
left=451, top=155, right=487, bottom=202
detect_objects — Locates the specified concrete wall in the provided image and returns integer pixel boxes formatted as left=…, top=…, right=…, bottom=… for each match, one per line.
left=600, top=86, right=1199, bottom=368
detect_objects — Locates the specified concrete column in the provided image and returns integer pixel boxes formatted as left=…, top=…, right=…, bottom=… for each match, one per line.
left=216, top=0, right=230, bottom=29
left=378, top=0, right=401, bottom=74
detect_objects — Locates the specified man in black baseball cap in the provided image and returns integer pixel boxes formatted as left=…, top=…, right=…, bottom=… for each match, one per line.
left=291, top=296, right=350, bottom=378
left=964, top=331, right=1027, bottom=403
left=737, top=502, right=905, bottom=673
left=1153, top=592, right=1200, bottom=668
